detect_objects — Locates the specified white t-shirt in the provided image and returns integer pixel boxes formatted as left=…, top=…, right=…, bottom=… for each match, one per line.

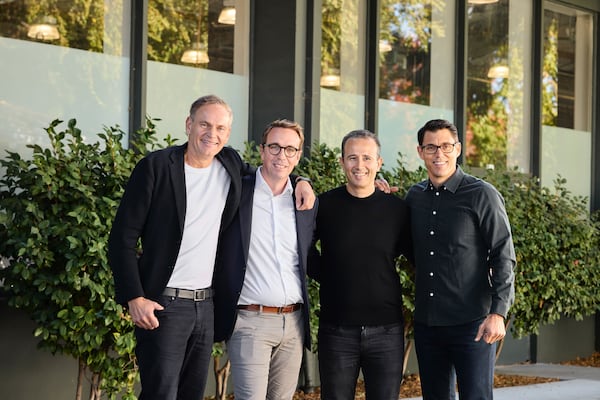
left=166, top=159, right=230, bottom=289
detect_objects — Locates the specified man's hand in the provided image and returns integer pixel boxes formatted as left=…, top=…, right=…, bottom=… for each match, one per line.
left=128, top=296, right=164, bottom=330
left=475, top=313, right=506, bottom=344
left=295, top=179, right=316, bottom=210
left=375, top=176, right=399, bottom=194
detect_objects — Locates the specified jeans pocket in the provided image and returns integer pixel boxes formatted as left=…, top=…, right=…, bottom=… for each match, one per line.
left=155, top=295, right=177, bottom=313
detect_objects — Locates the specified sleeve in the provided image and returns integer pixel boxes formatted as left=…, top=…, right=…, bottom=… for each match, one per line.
left=108, top=157, right=154, bottom=305
left=307, top=203, right=322, bottom=282
left=479, top=185, right=516, bottom=318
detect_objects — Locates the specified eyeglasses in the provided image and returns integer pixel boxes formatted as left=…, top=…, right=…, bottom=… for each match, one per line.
left=420, top=142, right=459, bottom=154
left=263, top=143, right=300, bottom=158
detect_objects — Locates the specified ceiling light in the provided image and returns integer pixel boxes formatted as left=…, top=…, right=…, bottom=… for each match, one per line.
left=181, top=43, right=210, bottom=64
left=27, top=16, right=60, bottom=41
left=487, top=65, right=509, bottom=79
left=468, top=0, right=499, bottom=4
left=320, top=69, right=341, bottom=88
left=218, top=0, right=236, bottom=25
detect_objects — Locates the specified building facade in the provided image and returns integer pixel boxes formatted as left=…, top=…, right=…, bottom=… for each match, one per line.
left=2, top=0, right=599, bottom=202
left=1, top=0, right=599, bottom=398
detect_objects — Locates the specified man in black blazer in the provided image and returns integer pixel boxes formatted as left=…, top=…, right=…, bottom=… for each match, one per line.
left=213, top=119, right=317, bottom=400
left=108, top=96, right=314, bottom=400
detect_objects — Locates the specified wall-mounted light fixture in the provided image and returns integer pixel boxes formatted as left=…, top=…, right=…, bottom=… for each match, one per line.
left=27, top=16, right=60, bottom=41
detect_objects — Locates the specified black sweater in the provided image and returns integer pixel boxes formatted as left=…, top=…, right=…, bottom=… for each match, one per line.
left=309, top=186, right=412, bottom=326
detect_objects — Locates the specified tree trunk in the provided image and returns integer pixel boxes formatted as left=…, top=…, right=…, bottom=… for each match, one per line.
left=76, top=359, right=84, bottom=400
left=88, top=372, right=102, bottom=400
left=403, top=338, right=413, bottom=379
left=214, top=355, right=231, bottom=400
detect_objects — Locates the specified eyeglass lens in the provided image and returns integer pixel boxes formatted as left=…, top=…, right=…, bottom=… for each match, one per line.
left=266, top=144, right=298, bottom=157
left=422, top=143, right=457, bottom=154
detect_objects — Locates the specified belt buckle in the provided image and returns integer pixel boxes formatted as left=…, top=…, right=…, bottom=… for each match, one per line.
left=194, top=290, right=206, bottom=301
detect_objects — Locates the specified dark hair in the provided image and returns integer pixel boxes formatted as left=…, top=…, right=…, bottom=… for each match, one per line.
left=417, top=119, right=459, bottom=145
left=189, top=94, right=233, bottom=122
left=261, top=119, right=305, bottom=148
left=341, top=129, right=381, bottom=157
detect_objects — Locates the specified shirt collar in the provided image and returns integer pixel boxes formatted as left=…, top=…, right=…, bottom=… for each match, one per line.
left=424, top=165, right=464, bottom=194
left=255, top=167, right=293, bottom=196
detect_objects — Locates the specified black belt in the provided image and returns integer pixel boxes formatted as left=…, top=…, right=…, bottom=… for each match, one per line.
left=163, top=287, right=212, bottom=301
left=237, top=304, right=302, bottom=314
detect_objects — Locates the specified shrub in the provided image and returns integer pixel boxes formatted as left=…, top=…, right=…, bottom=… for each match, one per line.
left=482, top=168, right=600, bottom=338
left=0, top=118, right=171, bottom=399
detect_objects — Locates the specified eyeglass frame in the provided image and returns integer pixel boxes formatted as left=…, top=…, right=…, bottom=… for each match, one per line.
left=262, top=143, right=300, bottom=158
left=420, top=142, right=460, bottom=154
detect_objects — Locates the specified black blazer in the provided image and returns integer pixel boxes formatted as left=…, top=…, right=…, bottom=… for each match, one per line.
left=213, top=173, right=318, bottom=348
left=108, top=144, right=251, bottom=305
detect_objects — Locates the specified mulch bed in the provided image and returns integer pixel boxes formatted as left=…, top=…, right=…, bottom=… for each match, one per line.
left=208, top=352, right=600, bottom=399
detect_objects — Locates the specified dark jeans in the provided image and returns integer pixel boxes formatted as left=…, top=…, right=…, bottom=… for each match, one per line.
left=414, top=318, right=496, bottom=400
left=318, top=322, right=405, bottom=400
left=135, top=296, right=214, bottom=400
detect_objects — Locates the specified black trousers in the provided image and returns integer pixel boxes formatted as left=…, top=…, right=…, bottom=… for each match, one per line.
left=135, top=296, right=214, bottom=400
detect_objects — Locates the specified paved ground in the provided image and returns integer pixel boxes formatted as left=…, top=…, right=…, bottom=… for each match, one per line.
left=404, top=363, right=600, bottom=400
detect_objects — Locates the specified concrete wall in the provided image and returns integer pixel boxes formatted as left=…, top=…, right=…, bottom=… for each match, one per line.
left=0, top=302, right=224, bottom=399
left=537, top=315, right=596, bottom=363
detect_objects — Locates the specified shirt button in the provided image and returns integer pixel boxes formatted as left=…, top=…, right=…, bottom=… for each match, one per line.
left=429, top=272, right=434, bottom=277
left=432, top=210, right=437, bottom=215
left=429, top=292, right=434, bottom=297
left=429, top=230, right=434, bottom=235
left=435, top=192, right=440, bottom=196
left=429, top=251, right=434, bottom=256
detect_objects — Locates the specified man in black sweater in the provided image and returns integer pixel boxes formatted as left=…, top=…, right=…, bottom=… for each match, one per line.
left=308, top=129, right=412, bottom=400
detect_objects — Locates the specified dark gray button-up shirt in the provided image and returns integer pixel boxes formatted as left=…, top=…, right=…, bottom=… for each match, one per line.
left=406, top=166, right=516, bottom=326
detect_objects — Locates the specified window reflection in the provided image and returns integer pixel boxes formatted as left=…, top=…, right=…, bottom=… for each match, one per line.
left=147, top=0, right=234, bottom=73
left=542, top=4, right=592, bottom=131
left=318, top=0, right=366, bottom=151
left=378, top=0, right=432, bottom=104
left=320, top=0, right=364, bottom=93
left=466, top=0, right=510, bottom=169
left=0, top=0, right=235, bottom=71
left=540, top=2, right=593, bottom=201
left=0, top=0, right=121, bottom=54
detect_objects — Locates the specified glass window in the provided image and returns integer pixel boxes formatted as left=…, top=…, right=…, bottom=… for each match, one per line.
left=147, top=0, right=234, bottom=73
left=0, top=0, right=125, bottom=55
left=377, top=0, right=455, bottom=170
left=318, top=0, right=366, bottom=148
left=465, top=0, right=532, bottom=172
left=0, top=0, right=130, bottom=156
left=379, top=0, right=432, bottom=105
left=145, top=0, right=249, bottom=150
left=541, top=2, right=593, bottom=201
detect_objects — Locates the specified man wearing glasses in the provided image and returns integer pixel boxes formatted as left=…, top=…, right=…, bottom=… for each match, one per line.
left=213, top=119, right=317, bottom=400
left=406, top=119, right=516, bottom=400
